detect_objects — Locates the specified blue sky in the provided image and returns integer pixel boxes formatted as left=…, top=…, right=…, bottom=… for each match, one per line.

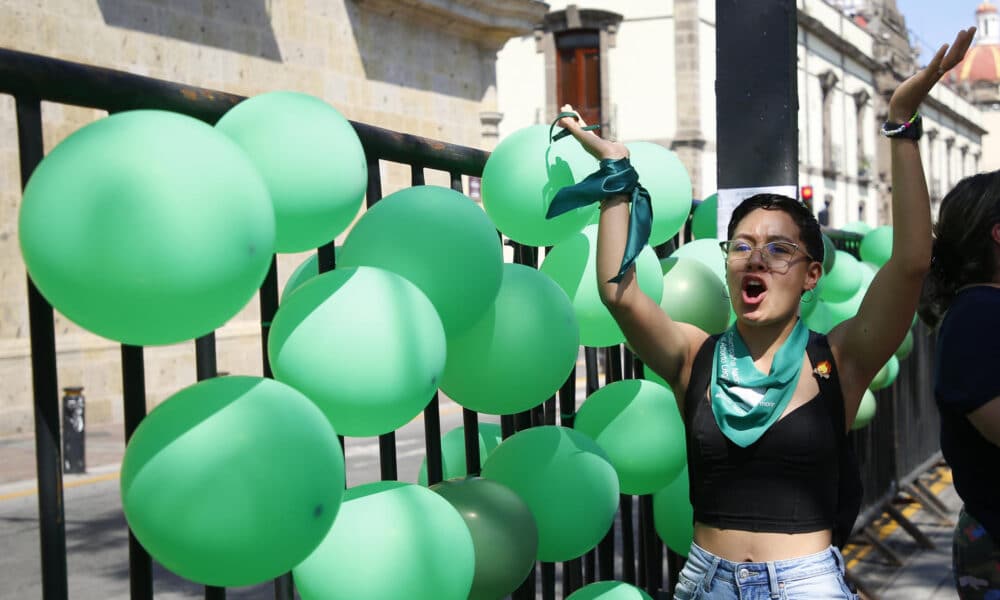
left=896, top=1, right=986, bottom=66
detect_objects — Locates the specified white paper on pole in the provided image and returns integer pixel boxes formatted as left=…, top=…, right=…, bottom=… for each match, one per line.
left=716, top=185, right=799, bottom=240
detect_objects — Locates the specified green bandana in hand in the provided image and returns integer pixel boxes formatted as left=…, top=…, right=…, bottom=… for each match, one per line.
left=710, top=319, right=809, bottom=447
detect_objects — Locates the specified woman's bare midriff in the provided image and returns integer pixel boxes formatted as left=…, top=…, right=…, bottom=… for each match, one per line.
left=694, top=523, right=833, bottom=562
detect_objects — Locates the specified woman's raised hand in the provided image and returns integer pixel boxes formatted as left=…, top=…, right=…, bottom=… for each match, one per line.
left=889, top=27, right=976, bottom=121
left=556, top=104, right=628, bottom=161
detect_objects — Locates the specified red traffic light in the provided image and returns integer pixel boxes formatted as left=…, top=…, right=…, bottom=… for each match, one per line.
left=800, top=185, right=814, bottom=202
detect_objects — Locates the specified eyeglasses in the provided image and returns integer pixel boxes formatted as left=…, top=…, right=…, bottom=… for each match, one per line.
left=718, top=240, right=814, bottom=270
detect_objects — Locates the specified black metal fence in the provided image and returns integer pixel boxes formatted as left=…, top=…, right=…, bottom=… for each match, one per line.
left=1, top=47, right=945, bottom=600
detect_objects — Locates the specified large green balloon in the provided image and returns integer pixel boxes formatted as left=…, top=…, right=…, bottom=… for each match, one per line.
left=215, top=91, right=366, bottom=252
left=659, top=257, right=731, bottom=334
left=540, top=225, right=663, bottom=347
left=441, top=263, right=578, bottom=414
left=481, top=426, right=620, bottom=562
left=895, top=328, right=914, bottom=360
left=567, top=581, right=655, bottom=600
left=294, top=481, right=475, bottom=600
left=860, top=226, right=893, bottom=267
left=418, top=423, right=503, bottom=486
left=625, top=142, right=692, bottom=245
left=430, top=477, right=538, bottom=600
left=852, top=389, right=877, bottom=430
left=268, top=267, right=446, bottom=436
left=669, top=238, right=727, bottom=285
left=819, top=250, right=862, bottom=303
left=652, top=466, right=694, bottom=557
left=338, top=185, right=503, bottom=336
left=691, top=193, right=718, bottom=240
left=19, top=110, right=275, bottom=346
left=574, top=379, right=686, bottom=495
left=870, top=356, right=899, bottom=391
left=121, top=377, right=344, bottom=586
left=481, top=124, right=599, bottom=246
left=825, top=285, right=865, bottom=328
left=281, top=248, right=342, bottom=301
left=803, top=300, right=835, bottom=334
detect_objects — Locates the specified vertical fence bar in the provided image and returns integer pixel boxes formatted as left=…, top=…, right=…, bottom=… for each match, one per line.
left=122, top=344, right=153, bottom=600
left=256, top=257, right=295, bottom=600
left=195, top=334, right=225, bottom=599
left=17, top=95, right=69, bottom=600
left=621, top=495, right=636, bottom=584
left=541, top=562, right=556, bottom=600
left=462, top=408, right=481, bottom=476
left=639, top=494, right=662, bottom=595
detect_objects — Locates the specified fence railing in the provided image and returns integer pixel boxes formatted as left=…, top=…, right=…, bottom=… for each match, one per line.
left=1, top=47, right=945, bottom=600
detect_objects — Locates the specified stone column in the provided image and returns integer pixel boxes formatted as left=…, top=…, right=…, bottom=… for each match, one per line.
left=671, top=0, right=704, bottom=199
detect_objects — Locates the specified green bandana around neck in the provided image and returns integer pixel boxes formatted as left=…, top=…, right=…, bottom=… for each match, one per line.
left=710, top=319, right=809, bottom=448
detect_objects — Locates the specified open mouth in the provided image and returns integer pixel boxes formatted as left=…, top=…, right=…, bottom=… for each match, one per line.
left=742, top=276, right=767, bottom=305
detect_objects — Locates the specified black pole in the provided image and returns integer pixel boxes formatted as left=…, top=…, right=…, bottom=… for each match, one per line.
left=17, top=95, right=69, bottom=600
left=424, top=394, right=444, bottom=485
left=122, top=345, right=153, bottom=600
left=462, top=408, right=481, bottom=476
left=195, top=335, right=225, bottom=599
left=716, top=0, right=799, bottom=228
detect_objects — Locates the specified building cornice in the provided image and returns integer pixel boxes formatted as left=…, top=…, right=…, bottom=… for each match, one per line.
left=797, top=9, right=881, bottom=72
left=350, top=0, right=549, bottom=50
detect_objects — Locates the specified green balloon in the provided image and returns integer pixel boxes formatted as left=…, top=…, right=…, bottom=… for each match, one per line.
left=418, top=423, right=503, bottom=486
left=819, top=250, right=862, bottom=303
left=652, top=466, right=694, bottom=557
left=567, top=581, right=655, bottom=600
left=825, top=285, right=865, bottom=328
left=669, top=238, right=727, bottom=285
left=625, top=141, right=692, bottom=245
left=430, top=477, right=538, bottom=600
left=895, top=328, right=914, bottom=360
left=19, top=110, right=275, bottom=346
left=870, top=355, right=899, bottom=391
left=540, top=225, right=663, bottom=348
left=821, top=233, right=837, bottom=275
left=860, top=226, right=893, bottom=267
left=481, top=124, right=599, bottom=246
left=121, top=377, right=344, bottom=586
left=852, top=389, right=877, bottom=430
left=281, top=248, right=342, bottom=301
left=268, top=267, right=446, bottom=437
left=691, top=193, right=719, bottom=240
left=294, top=481, right=475, bottom=600
left=441, top=263, right=578, bottom=414
left=659, top=257, right=731, bottom=334
left=215, top=91, right=366, bottom=252
left=481, top=426, right=620, bottom=562
left=574, top=379, right=686, bottom=495
left=803, top=300, right=835, bottom=334
left=338, top=185, right=503, bottom=336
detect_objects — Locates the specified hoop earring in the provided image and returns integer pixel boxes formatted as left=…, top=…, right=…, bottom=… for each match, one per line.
left=802, top=288, right=816, bottom=303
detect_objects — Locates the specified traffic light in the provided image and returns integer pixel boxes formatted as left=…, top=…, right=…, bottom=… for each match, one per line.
left=800, top=185, right=814, bottom=210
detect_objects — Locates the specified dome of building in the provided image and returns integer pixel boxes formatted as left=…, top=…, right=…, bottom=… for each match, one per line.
left=947, top=0, right=1000, bottom=85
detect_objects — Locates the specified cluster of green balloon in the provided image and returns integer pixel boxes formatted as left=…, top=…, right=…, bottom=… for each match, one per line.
left=293, top=481, right=475, bottom=600
left=430, top=477, right=538, bottom=600
left=441, top=263, right=579, bottom=414
left=690, top=193, right=718, bottom=240
left=852, top=389, right=878, bottom=430
left=870, top=356, right=899, bottom=391
left=481, top=124, right=598, bottom=246
left=121, top=377, right=344, bottom=586
left=574, top=379, right=686, bottom=495
left=337, top=185, right=503, bottom=337
left=659, top=257, right=731, bottom=334
left=652, top=466, right=694, bottom=557
left=418, top=423, right=503, bottom=486
left=19, top=110, right=275, bottom=346
left=860, top=226, right=893, bottom=268
left=267, top=266, right=446, bottom=437
left=567, top=581, right=654, bottom=600
left=481, top=426, right=620, bottom=562
left=540, top=225, right=663, bottom=347
left=625, top=142, right=693, bottom=245
left=215, top=91, right=367, bottom=252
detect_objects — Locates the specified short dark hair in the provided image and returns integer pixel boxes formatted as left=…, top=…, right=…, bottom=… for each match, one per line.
left=919, top=170, right=1000, bottom=327
left=726, top=193, right=824, bottom=264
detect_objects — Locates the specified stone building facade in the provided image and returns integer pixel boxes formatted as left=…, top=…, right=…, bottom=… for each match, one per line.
left=495, top=0, right=984, bottom=230
left=0, top=0, right=546, bottom=436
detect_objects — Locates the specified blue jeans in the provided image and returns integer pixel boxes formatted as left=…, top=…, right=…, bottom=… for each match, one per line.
left=673, top=542, right=857, bottom=600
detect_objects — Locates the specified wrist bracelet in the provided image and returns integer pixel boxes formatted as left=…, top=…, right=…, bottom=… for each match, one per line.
left=880, top=112, right=922, bottom=140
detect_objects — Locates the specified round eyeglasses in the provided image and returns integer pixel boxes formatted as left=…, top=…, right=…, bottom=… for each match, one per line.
left=718, top=240, right=814, bottom=270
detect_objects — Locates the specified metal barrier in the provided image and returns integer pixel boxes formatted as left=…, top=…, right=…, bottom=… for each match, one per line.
left=2, top=47, right=947, bottom=600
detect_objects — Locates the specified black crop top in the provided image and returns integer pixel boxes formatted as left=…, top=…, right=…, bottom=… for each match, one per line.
left=682, top=332, right=861, bottom=543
